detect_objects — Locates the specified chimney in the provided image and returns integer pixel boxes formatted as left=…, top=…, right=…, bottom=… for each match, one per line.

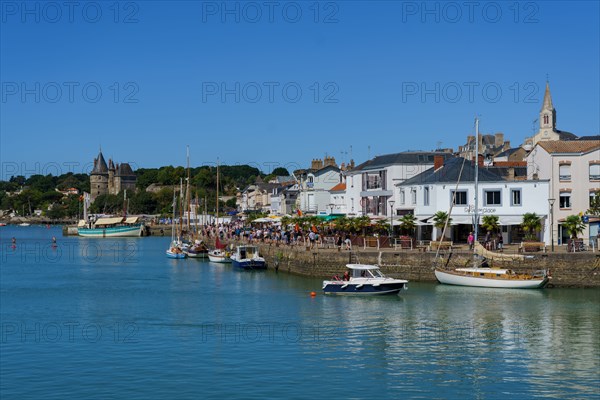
left=495, top=133, right=504, bottom=147
left=434, top=155, right=444, bottom=171
left=477, top=154, right=484, bottom=166
left=507, top=167, right=515, bottom=180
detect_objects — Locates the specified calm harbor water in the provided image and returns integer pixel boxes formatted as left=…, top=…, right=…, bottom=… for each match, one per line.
left=1, top=226, right=599, bottom=399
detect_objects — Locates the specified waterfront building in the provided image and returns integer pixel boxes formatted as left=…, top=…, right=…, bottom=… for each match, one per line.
left=89, top=150, right=136, bottom=202
left=398, top=157, right=550, bottom=244
left=238, top=179, right=279, bottom=213
left=295, top=157, right=343, bottom=214
left=344, top=151, right=452, bottom=218
left=269, top=183, right=299, bottom=215
left=526, top=140, right=600, bottom=246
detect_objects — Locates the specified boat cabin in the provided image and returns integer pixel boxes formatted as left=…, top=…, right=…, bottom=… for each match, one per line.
left=348, top=264, right=386, bottom=279
left=237, top=245, right=259, bottom=259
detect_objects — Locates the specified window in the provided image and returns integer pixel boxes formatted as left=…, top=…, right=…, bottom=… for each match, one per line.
left=559, top=192, right=571, bottom=209
left=590, top=164, right=600, bottom=181
left=451, top=190, right=467, bottom=205
left=590, top=192, right=597, bottom=207
left=510, top=189, right=522, bottom=206
left=411, top=189, right=417, bottom=205
left=399, top=190, right=405, bottom=205
left=484, top=190, right=501, bottom=206
left=424, top=187, right=430, bottom=206
left=559, top=164, right=571, bottom=181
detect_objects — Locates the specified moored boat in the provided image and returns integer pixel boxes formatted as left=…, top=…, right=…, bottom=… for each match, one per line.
left=166, top=242, right=187, bottom=259
left=434, top=267, right=549, bottom=289
left=322, top=264, right=408, bottom=295
left=230, top=245, right=266, bottom=269
left=184, top=240, right=209, bottom=258
left=78, top=216, right=143, bottom=238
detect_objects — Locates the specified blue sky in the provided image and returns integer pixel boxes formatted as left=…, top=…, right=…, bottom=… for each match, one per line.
left=1, top=1, right=599, bottom=178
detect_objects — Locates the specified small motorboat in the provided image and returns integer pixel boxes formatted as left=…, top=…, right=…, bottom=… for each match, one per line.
left=230, top=245, right=266, bottom=269
left=322, top=264, right=408, bottom=295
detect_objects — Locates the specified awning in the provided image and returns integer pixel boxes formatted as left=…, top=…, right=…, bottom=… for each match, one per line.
left=125, top=216, right=139, bottom=224
left=95, top=217, right=124, bottom=225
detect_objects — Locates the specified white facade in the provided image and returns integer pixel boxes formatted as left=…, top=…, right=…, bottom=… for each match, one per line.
left=298, top=166, right=341, bottom=214
left=526, top=141, right=600, bottom=245
left=399, top=179, right=551, bottom=244
left=345, top=153, right=446, bottom=217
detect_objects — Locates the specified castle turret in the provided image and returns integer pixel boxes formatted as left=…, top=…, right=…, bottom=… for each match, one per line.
left=90, top=151, right=109, bottom=202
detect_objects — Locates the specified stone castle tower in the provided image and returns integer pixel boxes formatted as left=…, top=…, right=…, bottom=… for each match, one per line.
left=90, top=150, right=137, bottom=202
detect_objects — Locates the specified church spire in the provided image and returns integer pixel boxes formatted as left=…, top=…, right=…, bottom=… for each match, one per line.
left=541, top=81, right=554, bottom=111
left=539, top=80, right=556, bottom=132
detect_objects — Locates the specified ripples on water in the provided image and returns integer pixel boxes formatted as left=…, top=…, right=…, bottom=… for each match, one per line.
left=1, top=227, right=599, bottom=399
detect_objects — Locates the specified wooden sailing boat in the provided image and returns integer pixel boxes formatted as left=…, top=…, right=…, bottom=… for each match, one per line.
left=208, top=159, right=232, bottom=263
left=183, top=146, right=208, bottom=258
left=166, top=184, right=186, bottom=259
left=433, top=118, right=549, bottom=289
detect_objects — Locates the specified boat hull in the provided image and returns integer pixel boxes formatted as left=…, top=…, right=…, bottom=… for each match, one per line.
left=231, top=259, right=267, bottom=269
left=185, top=250, right=208, bottom=258
left=322, top=281, right=407, bottom=295
left=78, top=224, right=143, bottom=238
left=208, top=254, right=232, bottom=263
left=434, top=269, right=548, bottom=289
left=166, top=250, right=186, bottom=259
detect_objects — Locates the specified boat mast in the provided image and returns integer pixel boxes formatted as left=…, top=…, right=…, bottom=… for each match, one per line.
left=215, top=158, right=219, bottom=228
left=186, top=145, right=191, bottom=233
left=474, top=117, right=480, bottom=249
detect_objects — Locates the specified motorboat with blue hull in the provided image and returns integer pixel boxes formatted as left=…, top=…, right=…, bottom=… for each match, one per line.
left=322, top=264, right=408, bottom=295
left=230, top=245, right=267, bottom=269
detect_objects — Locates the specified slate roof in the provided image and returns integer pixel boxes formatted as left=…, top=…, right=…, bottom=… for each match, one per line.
left=116, top=163, right=135, bottom=176
left=537, top=140, right=600, bottom=154
left=495, top=148, right=521, bottom=158
left=399, top=157, right=507, bottom=186
left=91, top=152, right=108, bottom=175
left=350, top=152, right=452, bottom=172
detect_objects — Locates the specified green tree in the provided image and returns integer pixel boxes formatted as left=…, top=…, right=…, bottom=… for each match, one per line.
left=481, top=215, right=500, bottom=234
left=587, top=193, right=600, bottom=216
left=562, top=215, right=585, bottom=239
left=432, top=211, right=452, bottom=239
left=399, top=214, right=417, bottom=236
left=521, top=212, right=542, bottom=241
left=272, top=167, right=290, bottom=176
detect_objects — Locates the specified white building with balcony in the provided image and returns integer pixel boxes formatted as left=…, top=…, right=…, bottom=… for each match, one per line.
left=344, top=152, right=452, bottom=217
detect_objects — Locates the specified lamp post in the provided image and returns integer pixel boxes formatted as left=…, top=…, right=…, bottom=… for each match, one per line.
left=548, top=198, right=555, bottom=252
left=389, top=200, right=395, bottom=243
left=327, top=203, right=334, bottom=215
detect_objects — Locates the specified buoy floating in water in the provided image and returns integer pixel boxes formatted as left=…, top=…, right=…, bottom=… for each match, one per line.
left=310, top=291, right=317, bottom=297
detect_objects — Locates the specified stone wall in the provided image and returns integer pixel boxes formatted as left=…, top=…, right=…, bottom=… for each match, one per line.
left=256, top=244, right=600, bottom=288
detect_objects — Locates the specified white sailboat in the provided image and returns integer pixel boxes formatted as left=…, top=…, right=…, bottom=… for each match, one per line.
left=433, top=118, right=549, bottom=289
left=166, top=183, right=186, bottom=259
left=208, top=160, right=232, bottom=263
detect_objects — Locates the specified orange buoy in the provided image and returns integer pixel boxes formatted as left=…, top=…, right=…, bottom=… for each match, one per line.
left=310, top=291, right=317, bottom=297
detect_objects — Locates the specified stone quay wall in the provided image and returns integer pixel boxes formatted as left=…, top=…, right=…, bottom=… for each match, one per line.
left=255, top=244, right=600, bottom=288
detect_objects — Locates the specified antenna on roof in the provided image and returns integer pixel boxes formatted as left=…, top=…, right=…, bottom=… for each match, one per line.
left=368, top=145, right=371, bottom=160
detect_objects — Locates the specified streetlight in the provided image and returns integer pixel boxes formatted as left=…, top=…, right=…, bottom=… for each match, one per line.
left=327, top=203, right=334, bottom=215
left=389, top=200, right=395, bottom=243
left=548, top=198, right=555, bottom=252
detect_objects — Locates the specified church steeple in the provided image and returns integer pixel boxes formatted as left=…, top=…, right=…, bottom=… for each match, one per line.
left=540, top=81, right=556, bottom=132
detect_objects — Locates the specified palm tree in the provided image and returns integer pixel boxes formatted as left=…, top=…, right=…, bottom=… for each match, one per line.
left=562, top=215, right=585, bottom=239
left=432, top=211, right=452, bottom=240
left=521, top=212, right=541, bottom=241
left=373, top=220, right=390, bottom=235
left=481, top=215, right=500, bottom=234
left=399, top=214, right=417, bottom=236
